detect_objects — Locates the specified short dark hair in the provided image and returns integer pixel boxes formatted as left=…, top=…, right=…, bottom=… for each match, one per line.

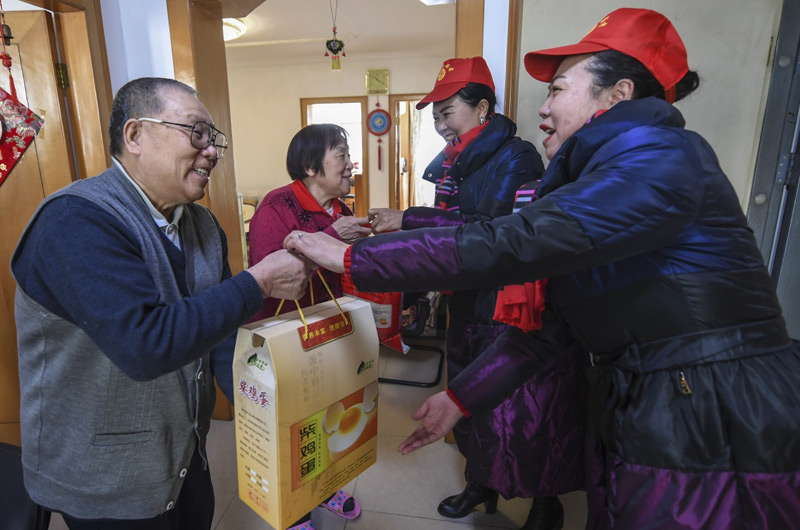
left=586, top=49, right=700, bottom=102
left=286, top=124, right=349, bottom=181
left=455, top=82, right=497, bottom=112
left=109, top=77, right=198, bottom=156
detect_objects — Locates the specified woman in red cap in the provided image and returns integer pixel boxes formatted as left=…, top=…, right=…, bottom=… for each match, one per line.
left=286, top=8, right=800, bottom=529
left=369, top=56, right=583, bottom=529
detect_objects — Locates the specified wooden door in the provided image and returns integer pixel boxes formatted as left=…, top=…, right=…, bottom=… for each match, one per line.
left=0, top=11, right=75, bottom=447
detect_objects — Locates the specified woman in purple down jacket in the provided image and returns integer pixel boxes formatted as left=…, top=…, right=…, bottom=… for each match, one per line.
left=369, top=56, right=584, bottom=529
left=286, top=8, right=800, bottom=530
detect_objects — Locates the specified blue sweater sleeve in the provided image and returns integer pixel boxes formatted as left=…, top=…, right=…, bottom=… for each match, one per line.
left=12, top=195, right=264, bottom=384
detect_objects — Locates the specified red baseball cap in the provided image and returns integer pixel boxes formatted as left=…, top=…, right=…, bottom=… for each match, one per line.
left=524, top=8, right=688, bottom=96
left=416, top=57, right=495, bottom=110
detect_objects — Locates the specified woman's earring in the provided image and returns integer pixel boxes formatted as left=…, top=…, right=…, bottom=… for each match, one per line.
left=479, top=116, right=486, bottom=125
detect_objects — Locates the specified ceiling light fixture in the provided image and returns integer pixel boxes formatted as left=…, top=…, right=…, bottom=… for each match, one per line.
left=222, top=18, right=247, bottom=42
left=418, top=0, right=455, bottom=5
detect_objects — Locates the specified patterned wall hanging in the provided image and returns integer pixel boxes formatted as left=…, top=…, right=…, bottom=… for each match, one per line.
left=0, top=1, right=44, bottom=189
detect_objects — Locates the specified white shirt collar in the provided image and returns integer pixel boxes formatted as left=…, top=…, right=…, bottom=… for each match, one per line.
left=113, top=157, right=184, bottom=248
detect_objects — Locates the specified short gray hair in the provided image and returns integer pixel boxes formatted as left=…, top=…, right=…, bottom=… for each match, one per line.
left=108, top=77, right=197, bottom=156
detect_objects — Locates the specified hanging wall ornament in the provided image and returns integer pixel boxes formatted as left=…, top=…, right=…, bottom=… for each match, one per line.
left=366, top=98, right=391, bottom=171
left=0, top=1, right=44, bottom=189
left=0, top=86, right=43, bottom=189
left=324, top=0, right=345, bottom=70
left=0, top=0, right=16, bottom=105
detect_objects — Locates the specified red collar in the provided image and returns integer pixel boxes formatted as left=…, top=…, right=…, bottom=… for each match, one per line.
left=291, top=179, right=343, bottom=217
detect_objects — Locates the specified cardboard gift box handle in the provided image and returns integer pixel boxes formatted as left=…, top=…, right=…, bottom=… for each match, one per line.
left=274, top=270, right=348, bottom=339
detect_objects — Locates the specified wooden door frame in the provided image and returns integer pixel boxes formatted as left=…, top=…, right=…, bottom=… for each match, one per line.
left=167, top=0, right=247, bottom=421
left=388, top=93, right=426, bottom=210
left=0, top=7, right=98, bottom=447
left=455, top=0, right=483, bottom=58
left=504, top=0, right=523, bottom=122
left=300, top=96, right=370, bottom=217
left=22, top=0, right=113, bottom=175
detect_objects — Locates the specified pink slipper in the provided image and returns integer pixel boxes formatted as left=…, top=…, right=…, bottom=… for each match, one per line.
left=319, top=489, right=362, bottom=519
left=287, top=520, right=315, bottom=530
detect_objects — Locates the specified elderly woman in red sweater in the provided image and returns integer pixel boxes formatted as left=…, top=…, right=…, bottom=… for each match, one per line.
left=248, top=123, right=371, bottom=322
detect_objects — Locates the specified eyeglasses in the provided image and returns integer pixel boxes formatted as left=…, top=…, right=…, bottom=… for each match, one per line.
left=138, top=118, right=228, bottom=159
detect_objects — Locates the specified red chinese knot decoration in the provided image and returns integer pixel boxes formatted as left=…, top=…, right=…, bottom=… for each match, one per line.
left=367, top=99, right=391, bottom=171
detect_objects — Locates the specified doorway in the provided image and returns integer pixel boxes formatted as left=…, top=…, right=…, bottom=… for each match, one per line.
left=0, top=12, right=79, bottom=427
left=0, top=10, right=76, bottom=445
left=389, top=94, right=444, bottom=210
left=0, top=2, right=109, bottom=447
left=747, top=0, right=800, bottom=339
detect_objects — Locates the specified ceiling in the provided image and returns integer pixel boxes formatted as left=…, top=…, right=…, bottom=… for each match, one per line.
left=1, top=0, right=454, bottom=65
left=3, top=0, right=41, bottom=10
left=224, top=0, right=455, bottom=63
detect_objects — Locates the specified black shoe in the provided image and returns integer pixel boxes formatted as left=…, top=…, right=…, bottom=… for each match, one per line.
left=520, top=496, right=564, bottom=530
left=437, top=482, right=498, bottom=518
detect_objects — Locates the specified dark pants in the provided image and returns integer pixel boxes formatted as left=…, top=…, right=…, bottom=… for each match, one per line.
left=61, top=448, right=214, bottom=530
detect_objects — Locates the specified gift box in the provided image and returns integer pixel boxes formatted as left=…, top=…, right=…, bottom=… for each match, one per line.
left=233, top=297, right=379, bottom=529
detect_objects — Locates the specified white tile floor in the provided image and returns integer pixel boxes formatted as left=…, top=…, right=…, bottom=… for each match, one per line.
left=49, top=340, right=588, bottom=530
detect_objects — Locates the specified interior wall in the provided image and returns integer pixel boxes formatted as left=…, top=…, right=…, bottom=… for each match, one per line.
left=517, top=0, right=782, bottom=207
left=100, top=0, right=174, bottom=94
left=226, top=50, right=451, bottom=208
left=482, top=0, right=510, bottom=112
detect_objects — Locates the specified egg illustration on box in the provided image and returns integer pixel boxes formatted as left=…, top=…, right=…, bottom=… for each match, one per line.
left=322, top=401, right=345, bottom=435
left=328, top=404, right=368, bottom=456
left=323, top=381, right=379, bottom=462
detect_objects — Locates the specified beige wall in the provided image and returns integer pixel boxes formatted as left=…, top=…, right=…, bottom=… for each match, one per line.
left=227, top=1, right=783, bottom=210
left=226, top=50, right=451, bottom=208
left=516, top=0, right=783, bottom=207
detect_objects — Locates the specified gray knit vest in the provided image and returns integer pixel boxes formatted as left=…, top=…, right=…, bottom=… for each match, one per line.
left=13, top=166, right=222, bottom=519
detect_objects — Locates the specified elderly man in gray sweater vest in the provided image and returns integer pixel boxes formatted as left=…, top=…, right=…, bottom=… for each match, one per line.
left=11, top=77, right=311, bottom=530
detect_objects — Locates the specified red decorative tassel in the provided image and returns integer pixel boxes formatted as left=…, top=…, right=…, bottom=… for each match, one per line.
left=9, top=76, right=16, bottom=104
left=377, top=139, right=382, bottom=171
left=7, top=68, right=16, bottom=105
left=0, top=1, right=18, bottom=107
left=0, top=52, right=15, bottom=103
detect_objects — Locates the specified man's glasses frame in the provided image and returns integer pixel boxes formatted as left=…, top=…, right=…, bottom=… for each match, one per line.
left=137, top=118, right=228, bottom=159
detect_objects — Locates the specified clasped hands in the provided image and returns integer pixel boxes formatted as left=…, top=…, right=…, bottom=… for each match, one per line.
left=281, top=207, right=463, bottom=455
left=280, top=207, right=404, bottom=273
left=246, top=210, right=395, bottom=300
left=330, top=207, right=404, bottom=238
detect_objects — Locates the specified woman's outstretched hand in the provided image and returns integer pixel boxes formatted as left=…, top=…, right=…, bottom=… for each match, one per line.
left=332, top=216, right=372, bottom=243
left=397, top=391, right=464, bottom=455
left=368, top=208, right=404, bottom=234
left=284, top=230, right=348, bottom=273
